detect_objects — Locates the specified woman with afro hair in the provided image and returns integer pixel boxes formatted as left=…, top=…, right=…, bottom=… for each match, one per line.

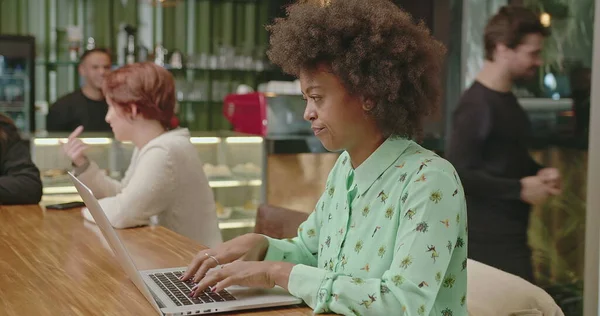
left=182, top=1, right=468, bottom=315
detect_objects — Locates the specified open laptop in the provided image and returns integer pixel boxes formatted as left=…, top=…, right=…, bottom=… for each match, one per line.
left=68, top=172, right=302, bottom=316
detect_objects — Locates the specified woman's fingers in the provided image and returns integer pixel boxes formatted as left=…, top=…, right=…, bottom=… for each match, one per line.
left=212, top=275, right=238, bottom=293
left=191, top=268, right=227, bottom=297
left=69, top=143, right=88, bottom=158
left=68, top=125, right=84, bottom=141
left=181, top=251, right=209, bottom=281
left=193, top=254, right=221, bottom=283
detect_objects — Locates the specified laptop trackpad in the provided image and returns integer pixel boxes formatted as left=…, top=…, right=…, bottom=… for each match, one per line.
left=227, top=286, right=295, bottom=299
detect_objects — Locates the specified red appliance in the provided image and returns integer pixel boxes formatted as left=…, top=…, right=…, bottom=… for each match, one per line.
left=223, top=92, right=310, bottom=137
left=223, top=92, right=268, bottom=136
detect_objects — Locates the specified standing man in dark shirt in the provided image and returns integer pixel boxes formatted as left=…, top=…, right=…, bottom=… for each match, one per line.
left=446, top=6, right=561, bottom=283
left=46, top=48, right=112, bottom=132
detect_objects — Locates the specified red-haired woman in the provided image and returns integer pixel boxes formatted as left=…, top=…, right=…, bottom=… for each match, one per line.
left=0, top=113, right=42, bottom=205
left=62, top=62, right=222, bottom=247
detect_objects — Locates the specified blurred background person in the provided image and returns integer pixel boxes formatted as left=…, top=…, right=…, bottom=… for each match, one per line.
left=0, top=113, right=42, bottom=205
left=445, top=5, right=561, bottom=283
left=46, top=48, right=112, bottom=132
left=62, top=62, right=222, bottom=247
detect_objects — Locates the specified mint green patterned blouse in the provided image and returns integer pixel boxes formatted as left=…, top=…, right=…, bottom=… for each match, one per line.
left=264, top=137, right=468, bottom=316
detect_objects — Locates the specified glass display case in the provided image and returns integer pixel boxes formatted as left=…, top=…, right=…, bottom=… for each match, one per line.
left=0, top=35, right=35, bottom=135
left=31, top=131, right=263, bottom=240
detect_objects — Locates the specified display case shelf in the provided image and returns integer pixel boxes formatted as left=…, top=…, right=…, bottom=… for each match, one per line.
left=42, top=178, right=262, bottom=195
left=41, top=194, right=257, bottom=231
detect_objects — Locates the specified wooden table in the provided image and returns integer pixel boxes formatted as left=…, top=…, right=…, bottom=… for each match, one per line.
left=0, top=205, right=312, bottom=315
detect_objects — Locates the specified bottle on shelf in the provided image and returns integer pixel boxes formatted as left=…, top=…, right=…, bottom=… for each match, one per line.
left=124, top=25, right=138, bottom=65
left=154, top=44, right=167, bottom=66
left=66, top=25, right=83, bottom=62
left=169, top=50, right=183, bottom=69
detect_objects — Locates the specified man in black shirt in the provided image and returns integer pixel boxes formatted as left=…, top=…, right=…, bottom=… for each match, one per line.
left=446, top=6, right=561, bottom=283
left=46, top=48, right=112, bottom=132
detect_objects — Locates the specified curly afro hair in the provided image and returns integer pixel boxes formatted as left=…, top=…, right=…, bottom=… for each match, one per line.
left=266, top=0, right=446, bottom=139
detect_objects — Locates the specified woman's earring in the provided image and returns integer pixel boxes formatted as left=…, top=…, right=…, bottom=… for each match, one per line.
left=362, top=101, right=374, bottom=112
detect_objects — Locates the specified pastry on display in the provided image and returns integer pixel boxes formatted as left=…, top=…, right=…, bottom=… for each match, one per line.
left=243, top=199, right=258, bottom=212
left=215, top=202, right=224, bottom=215
left=202, top=163, right=232, bottom=179
left=42, top=168, right=67, bottom=178
left=215, top=202, right=232, bottom=219
left=232, top=163, right=261, bottom=178
left=41, top=169, right=70, bottom=184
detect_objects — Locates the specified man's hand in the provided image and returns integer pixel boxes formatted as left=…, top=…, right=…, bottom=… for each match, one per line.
left=537, top=168, right=561, bottom=195
left=520, top=176, right=551, bottom=205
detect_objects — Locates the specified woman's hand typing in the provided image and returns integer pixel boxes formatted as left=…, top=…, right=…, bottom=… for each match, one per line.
left=189, top=261, right=295, bottom=297
left=180, top=233, right=270, bottom=283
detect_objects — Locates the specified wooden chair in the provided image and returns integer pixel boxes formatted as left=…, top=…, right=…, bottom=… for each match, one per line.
left=253, top=204, right=309, bottom=239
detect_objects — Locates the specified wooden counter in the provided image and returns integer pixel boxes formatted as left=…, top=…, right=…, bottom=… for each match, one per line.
left=0, top=205, right=312, bottom=315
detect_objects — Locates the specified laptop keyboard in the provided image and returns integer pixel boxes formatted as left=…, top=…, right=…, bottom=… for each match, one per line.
left=148, top=271, right=236, bottom=306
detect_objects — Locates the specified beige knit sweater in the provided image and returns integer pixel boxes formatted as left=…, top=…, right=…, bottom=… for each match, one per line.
left=78, top=128, right=222, bottom=248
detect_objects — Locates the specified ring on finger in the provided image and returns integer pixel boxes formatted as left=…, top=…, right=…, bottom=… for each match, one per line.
left=205, top=253, right=221, bottom=267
